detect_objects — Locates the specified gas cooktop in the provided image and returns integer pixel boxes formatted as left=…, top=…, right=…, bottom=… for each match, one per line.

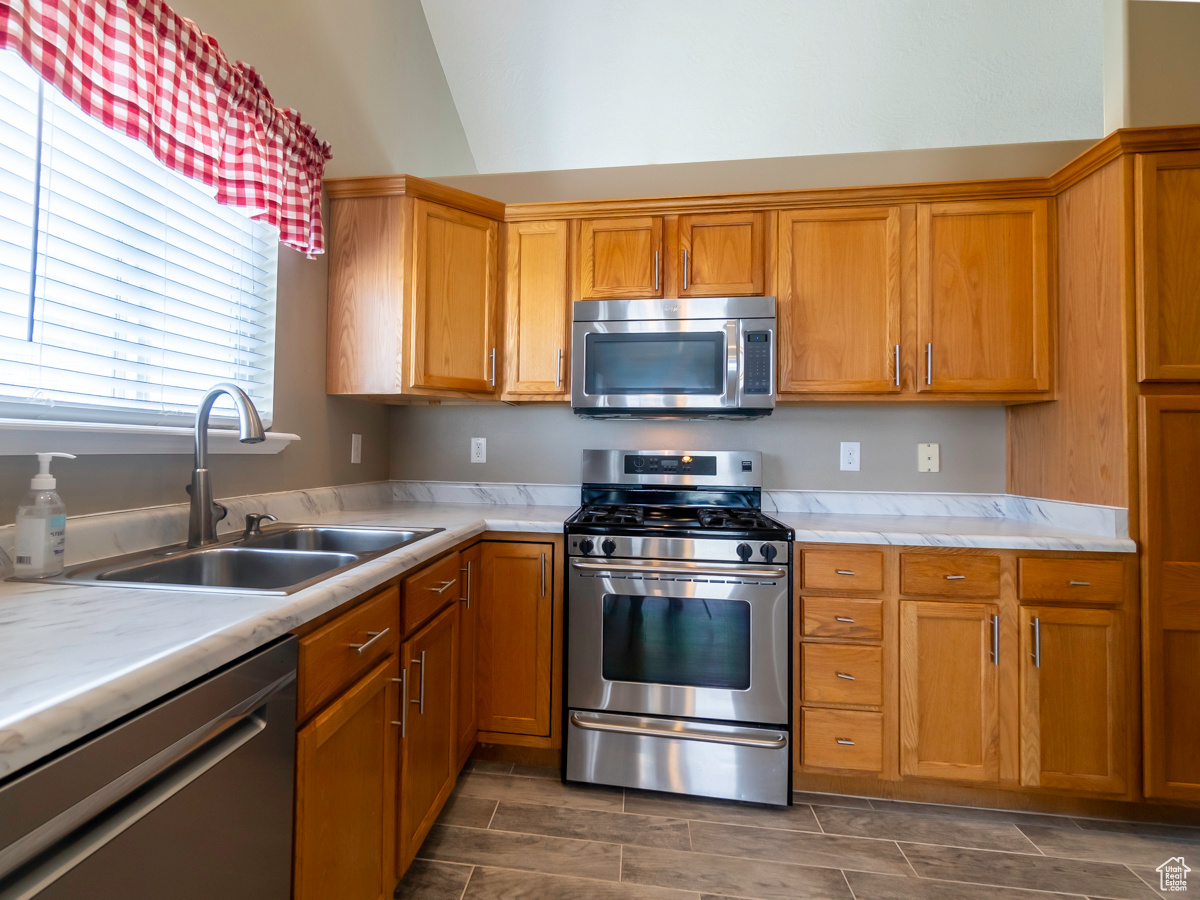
left=567, top=503, right=790, bottom=540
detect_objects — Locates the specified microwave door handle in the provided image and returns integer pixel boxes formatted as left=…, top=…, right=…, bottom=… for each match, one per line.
left=728, top=319, right=740, bottom=407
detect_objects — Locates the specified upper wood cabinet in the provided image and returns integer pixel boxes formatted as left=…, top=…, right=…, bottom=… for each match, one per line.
left=325, top=177, right=503, bottom=399
left=503, top=220, right=571, bottom=398
left=900, top=600, right=1000, bottom=783
left=917, top=199, right=1051, bottom=393
left=777, top=206, right=903, bottom=393
left=410, top=200, right=500, bottom=393
left=577, top=217, right=663, bottom=300
left=674, top=211, right=765, bottom=297
left=1135, top=151, right=1200, bottom=381
left=1019, top=605, right=1127, bottom=795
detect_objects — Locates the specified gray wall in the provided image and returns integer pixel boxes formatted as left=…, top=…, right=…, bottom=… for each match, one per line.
left=0, top=0, right=476, bottom=525
left=389, top=405, right=1008, bottom=493
left=1128, top=0, right=1200, bottom=128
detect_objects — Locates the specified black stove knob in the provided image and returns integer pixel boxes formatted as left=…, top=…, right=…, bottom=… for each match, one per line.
left=578, top=538, right=594, bottom=555
left=736, top=542, right=754, bottom=561
left=760, top=543, right=778, bottom=562
left=601, top=539, right=617, bottom=557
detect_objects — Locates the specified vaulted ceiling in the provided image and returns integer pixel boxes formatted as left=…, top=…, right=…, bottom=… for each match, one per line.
left=420, top=0, right=1105, bottom=174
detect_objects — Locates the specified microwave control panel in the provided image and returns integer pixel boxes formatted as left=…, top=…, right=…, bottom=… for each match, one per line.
left=744, top=331, right=772, bottom=394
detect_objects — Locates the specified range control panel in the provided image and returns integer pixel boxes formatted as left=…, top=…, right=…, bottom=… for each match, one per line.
left=624, top=455, right=718, bottom=475
left=744, top=331, right=772, bottom=394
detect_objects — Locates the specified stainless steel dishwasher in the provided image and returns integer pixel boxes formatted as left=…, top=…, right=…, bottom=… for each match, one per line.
left=0, top=636, right=297, bottom=900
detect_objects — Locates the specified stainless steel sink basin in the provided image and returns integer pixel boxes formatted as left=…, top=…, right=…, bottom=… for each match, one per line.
left=92, top=547, right=358, bottom=592
left=239, top=525, right=437, bottom=556
left=16, top=523, right=445, bottom=595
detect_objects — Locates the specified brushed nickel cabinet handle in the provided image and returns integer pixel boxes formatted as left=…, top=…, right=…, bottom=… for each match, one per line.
left=555, top=348, right=562, bottom=388
left=926, top=342, right=933, bottom=385
left=1069, top=580, right=1090, bottom=587
left=894, top=343, right=901, bottom=387
left=654, top=250, right=660, bottom=291
left=990, top=614, right=999, bottom=665
left=410, top=651, right=426, bottom=713
left=393, top=673, right=407, bottom=736
left=836, top=569, right=855, bottom=576
left=836, top=738, right=855, bottom=746
left=836, top=672, right=855, bottom=681
left=945, top=575, right=966, bottom=580
left=349, top=628, right=389, bottom=654
left=835, top=616, right=855, bottom=623
left=1032, top=617, right=1041, bottom=669
left=683, top=249, right=689, bottom=290
left=489, top=348, right=496, bottom=386
left=541, top=552, right=547, bottom=597
left=431, top=579, right=457, bottom=594
left=461, top=562, right=472, bottom=609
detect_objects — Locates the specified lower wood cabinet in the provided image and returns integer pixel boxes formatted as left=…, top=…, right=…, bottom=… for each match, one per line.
left=477, top=540, right=554, bottom=737
left=1019, top=606, right=1127, bottom=795
left=398, top=602, right=459, bottom=873
left=899, top=600, right=1001, bottom=783
left=456, top=543, right=481, bottom=764
left=294, top=657, right=399, bottom=900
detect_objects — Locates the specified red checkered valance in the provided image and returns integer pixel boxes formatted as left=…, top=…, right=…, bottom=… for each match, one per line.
left=0, top=0, right=332, bottom=255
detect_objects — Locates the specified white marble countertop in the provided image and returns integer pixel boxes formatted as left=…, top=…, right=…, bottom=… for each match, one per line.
left=0, top=489, right=1134, bottom=782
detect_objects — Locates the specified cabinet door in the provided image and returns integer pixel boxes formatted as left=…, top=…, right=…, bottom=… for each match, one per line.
left=1020, top=606, right=1127, bottom=794
left=917, top=199, right=1050, bottom=393
left=295, top=657, right=398, bottom=900
left=456, top=543, right=481, bottom=764
left=478, top=541, right=553, bottom=736
left=578, top=217, right=663, bottom=300
left=678, top=211, right=764, bottom=296
left=410, top=199, right=499, bottom=393
left=1141, top=395, right=1200, bottom=801
left=778, top=207, right=903, bottom=393
left=1135, top=151, right=1200, bottom=381
left=504, top=220, right=571, bottom=396
left=398, top=603, right=458, bottom=873
left=900, top=601, right=1000, bottom=782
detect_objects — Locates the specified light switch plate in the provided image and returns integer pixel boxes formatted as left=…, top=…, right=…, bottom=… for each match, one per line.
left=918, top=442, right=940, bottom=473
left=840, top=441, right=860, bottom=472
left=350, top=433, right=362, bottom=464
left=470, top=437, right=486, bottom=463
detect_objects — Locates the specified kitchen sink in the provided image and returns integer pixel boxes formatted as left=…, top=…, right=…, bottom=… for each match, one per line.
left=239, top=525, right=438, bottom=556
left=17, top=523, right=445, bottom=595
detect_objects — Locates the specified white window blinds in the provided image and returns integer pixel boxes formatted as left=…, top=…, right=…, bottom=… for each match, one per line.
left=0, top=50, right=278, bottom=428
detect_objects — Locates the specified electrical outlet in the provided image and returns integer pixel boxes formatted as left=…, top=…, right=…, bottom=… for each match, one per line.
left=470, top=437, right=486, bottom=464
left=350, top=433, right=362, bottom=464
left=918, top=442, right=940, bottom=473
left=840, top=441, right=860, bottom=472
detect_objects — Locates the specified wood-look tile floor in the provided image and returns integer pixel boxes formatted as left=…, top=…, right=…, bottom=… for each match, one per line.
left=396, top=760, right=1200, bottom=900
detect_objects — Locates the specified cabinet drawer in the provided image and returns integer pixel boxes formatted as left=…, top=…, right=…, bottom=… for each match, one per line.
left=802, top=644, right=883, bottom=706
left=802, top=550, right=884, bottom=593
left=298, top=586, right=399, bottom=719
left=802, top=708, right=882, bottom=771
left=802, top=597, right=883, bottom=641
left=403, top=551, right=462, bottom=634
left=901, top=553, right=1000, bottom=598
left=1018, top=558, right=1124, bottom=605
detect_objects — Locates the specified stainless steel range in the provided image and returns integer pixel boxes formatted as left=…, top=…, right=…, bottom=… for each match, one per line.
left=563, top=450, right=793, bottom=806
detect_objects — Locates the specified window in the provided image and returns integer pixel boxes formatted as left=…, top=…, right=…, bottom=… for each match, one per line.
left=0, top=50, right=278, bottom=428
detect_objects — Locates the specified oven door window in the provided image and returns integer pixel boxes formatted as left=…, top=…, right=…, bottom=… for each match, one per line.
left=584, top=332, right=725, bottom=395
left=601, top=594, right=751, bottom=690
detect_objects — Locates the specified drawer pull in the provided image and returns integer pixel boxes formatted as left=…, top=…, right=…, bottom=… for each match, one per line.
left=836, top=672, right=855, bottom=681
left=836, top=738, right=855, bottom=746
left=349, top=628, right=390, bottom=654
left=835, top=616, right=855, bottom=623
left=835, top=570, right=855, bottom=576
left=430, top=579, right=458, bottom=594
left=945, top=575, right=966, bottom=580
left=1068, top=580, right=1091, bottom=587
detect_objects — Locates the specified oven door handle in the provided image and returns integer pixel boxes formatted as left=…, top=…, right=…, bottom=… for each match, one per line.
left=569, top=559, right=787, bottom=580
left=569, top=711, right=788, bottom=749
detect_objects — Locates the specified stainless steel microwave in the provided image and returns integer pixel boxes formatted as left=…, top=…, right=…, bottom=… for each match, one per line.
left=571, top=296, right=776, bottom=419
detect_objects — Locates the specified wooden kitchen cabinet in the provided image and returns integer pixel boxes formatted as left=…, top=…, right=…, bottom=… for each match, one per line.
left=409, top=200, right=500, bottom=393
left=503, top=220, right=572, bottom=398
left=674, top=211, right=765, bottom=297
left=456, top=543, right=481, bottom=765
left=1141, top=395, right=1200, bottom=801
left=900, top=600, right=1000, bottom=783
left=577, top=216, right=663, bottom=300
left=295, top=657, right=399, bottom=900
left=1135, top=151, right=1200, bottom=381
left=1019, top=606, right=1127, bottom=795
left=916, top=199, right=1051, bottom=393
left=477, top=541, right=554, bottom=737
left=777, top=206, right=903, bottom=393
left=398, top=602, right=459, bottom=873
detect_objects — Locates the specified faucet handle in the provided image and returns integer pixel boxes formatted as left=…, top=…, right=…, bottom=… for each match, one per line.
left=243, top=512, right=277, bottom=539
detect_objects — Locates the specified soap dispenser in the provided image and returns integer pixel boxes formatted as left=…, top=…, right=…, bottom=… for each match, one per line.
left=14, top=452, right=76, bottom=578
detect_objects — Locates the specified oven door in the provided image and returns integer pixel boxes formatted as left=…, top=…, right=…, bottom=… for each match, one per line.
left=567, top=557, right=790, bottom=725
left=572, top=317, right=771, bottom=413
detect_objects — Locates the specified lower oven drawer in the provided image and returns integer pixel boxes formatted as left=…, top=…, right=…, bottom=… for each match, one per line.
left=565, top=710, right=790, bottom=806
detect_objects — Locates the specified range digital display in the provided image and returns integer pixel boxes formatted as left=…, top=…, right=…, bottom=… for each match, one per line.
left=624, top=455, right=718, bottom=475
